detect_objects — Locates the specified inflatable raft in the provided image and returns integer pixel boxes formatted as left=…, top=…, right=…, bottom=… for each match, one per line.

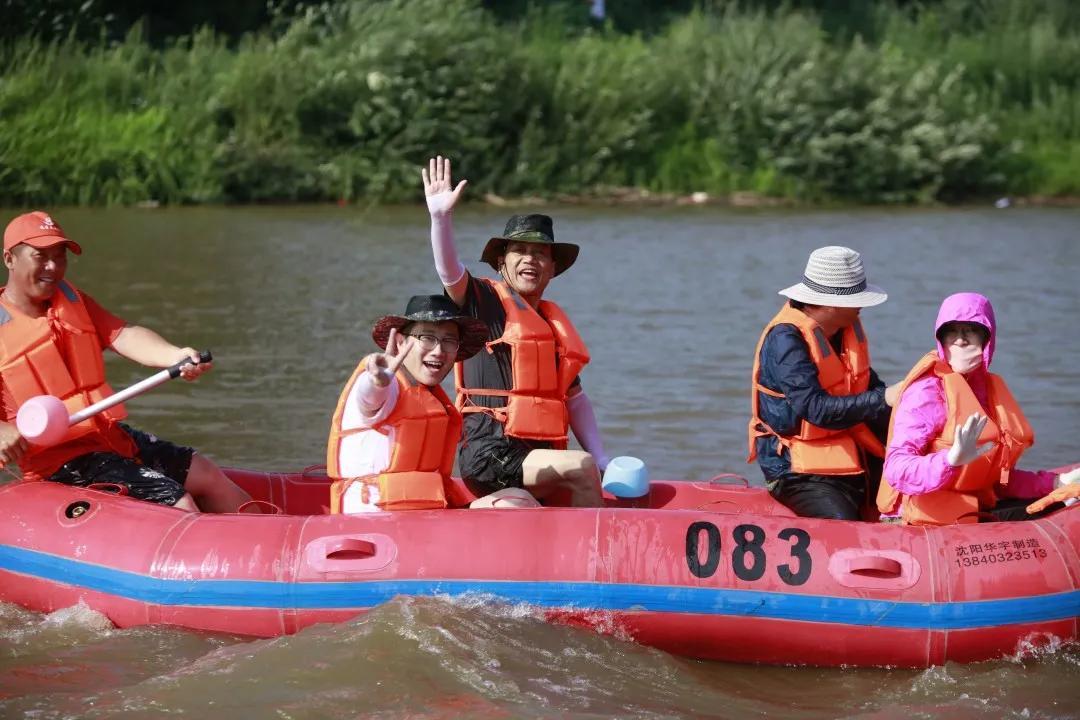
left=0, top=466, right=1076, bottom=668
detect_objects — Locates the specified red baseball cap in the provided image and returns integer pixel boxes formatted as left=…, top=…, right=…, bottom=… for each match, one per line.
left=3, top=211, right=83, bottom=255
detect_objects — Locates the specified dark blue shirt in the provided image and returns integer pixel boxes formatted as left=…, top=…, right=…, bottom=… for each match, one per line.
left=753, top=323, right=889, bottom=481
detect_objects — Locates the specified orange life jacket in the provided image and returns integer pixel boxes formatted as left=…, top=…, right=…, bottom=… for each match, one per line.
left=326, top=366, right=460, bottom=512
left=454, top=279, right=589, bottom=447
left=0, top=281, right=127, bottom=467
left=747, top=303, right=885, bottom=476
left=876, top=351, right=1034, bottom=525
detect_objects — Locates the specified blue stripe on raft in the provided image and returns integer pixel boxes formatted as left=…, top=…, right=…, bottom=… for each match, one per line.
left=0, top=544, right=1076, bottom=630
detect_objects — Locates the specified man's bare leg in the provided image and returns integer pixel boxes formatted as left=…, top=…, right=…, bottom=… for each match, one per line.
left=470, top=487, right=541, bottom=509
left=183, top=453, right=258, bottom=513
left=174, top=493, right=198, bottom=512
left=521, top=449, right=602, bottom=507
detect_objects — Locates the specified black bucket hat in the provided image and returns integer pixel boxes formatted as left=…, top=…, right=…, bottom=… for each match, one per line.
left=480, top=214, right=580, bottom=277
left=371, top=295, right=488, bottom=361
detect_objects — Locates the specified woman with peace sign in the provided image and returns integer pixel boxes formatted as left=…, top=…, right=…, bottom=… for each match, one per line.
left=325, top=295, right=534, bottom=513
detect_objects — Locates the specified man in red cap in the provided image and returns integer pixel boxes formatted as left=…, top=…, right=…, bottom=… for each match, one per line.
left=0, top=211, right=253, bottom=512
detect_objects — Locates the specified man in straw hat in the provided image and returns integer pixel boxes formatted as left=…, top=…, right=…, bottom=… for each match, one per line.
left=418, top=156, right=607, bottom=507
left=0, top=210, right=254, bottom=513
left=748, top=246, right=901, bottom=520
left=326, top=295, right=537, bottom=512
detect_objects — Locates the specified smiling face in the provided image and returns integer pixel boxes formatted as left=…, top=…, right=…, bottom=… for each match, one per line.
left=499, top=241, right=554, bottom=303
left=3, top=243, right=68, bottom=308
left=400, top=321, right=461, bottom=387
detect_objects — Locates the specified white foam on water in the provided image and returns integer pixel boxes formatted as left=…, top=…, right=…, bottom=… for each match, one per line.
left=41, top=601, right=114, bottom=632
left=433, top=591, right=546, bottom=620
left=910, top=664, right=957, bottom=694
left=1006, top=632, right=1069, bottom=664
left=432, top=591, right=637, bottom=643
left=0, top=601, right=114, bottom=651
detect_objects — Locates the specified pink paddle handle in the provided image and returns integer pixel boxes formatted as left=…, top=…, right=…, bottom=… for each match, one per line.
left=15, top=351, right=211, bottom=447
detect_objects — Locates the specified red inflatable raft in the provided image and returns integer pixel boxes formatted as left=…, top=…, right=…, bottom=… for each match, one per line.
left=0, top=466, right=1076, bottom=668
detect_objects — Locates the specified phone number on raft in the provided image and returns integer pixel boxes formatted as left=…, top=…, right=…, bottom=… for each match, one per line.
left=955, top=548, right=1048, bottom=568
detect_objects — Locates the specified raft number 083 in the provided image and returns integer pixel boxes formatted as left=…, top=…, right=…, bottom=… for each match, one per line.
left=685, top=522, right=812, bottom=586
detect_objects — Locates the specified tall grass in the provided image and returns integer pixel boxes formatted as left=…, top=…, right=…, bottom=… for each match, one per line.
left=0, top=0, right=1077, bottom=205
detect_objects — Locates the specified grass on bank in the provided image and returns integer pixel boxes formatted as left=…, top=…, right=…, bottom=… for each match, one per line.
left=1, top=0, right=1078, bottom=206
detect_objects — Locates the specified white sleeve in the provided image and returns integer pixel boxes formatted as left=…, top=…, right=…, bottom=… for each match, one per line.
left=341, top=372, right=400, bottom=431
left=567, top=390, right=610, bottom=471
left=431, top=213, right=466, bottom=287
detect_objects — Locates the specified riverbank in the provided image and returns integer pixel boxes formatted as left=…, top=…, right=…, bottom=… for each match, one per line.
left=2, top=0, right=1078, bottom=207
left=481, top=189, right=1080, bottom=209
left=109, top=188, right=1080, bottom=213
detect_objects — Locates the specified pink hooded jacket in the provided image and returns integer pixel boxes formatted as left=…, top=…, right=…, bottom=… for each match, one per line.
left=883, top=292, right=1054, bottom=499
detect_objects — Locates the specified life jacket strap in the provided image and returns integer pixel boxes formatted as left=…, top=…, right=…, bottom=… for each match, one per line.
left=748, top=419, right=790, bottom=457
left=459, top=405, right=509, bottom=424
left=458, top=387, right=511, bottom=398
left=754, top=382, right=785, bottom=399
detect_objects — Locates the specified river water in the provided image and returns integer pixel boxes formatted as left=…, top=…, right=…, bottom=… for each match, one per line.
left=1, top=204, right=1078, bottom=718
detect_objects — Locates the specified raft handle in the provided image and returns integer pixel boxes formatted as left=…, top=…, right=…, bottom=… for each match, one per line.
left=237, top=499, right=282, bottom=515
left=325, top=538, right=377, bottom=560
left=300, top=464, right=328, bottom=481
left=304, top=533, right=396, bottom=573
left=706, top=474, right=750, bottom=488
left=840, top=556, right=903, bottom=579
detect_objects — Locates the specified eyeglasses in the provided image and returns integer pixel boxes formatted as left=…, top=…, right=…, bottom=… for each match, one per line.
left=407, top=334, right=461, bottom=352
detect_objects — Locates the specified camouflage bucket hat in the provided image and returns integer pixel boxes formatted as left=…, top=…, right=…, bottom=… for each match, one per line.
left=371, top=295, right=488, bottom=361
left=480, top=214, right=579, bottom=276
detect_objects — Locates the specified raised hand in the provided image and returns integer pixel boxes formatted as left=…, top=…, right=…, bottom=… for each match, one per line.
left=946, top=412, right=993, bottom=467
left=365, top=329, right=414, bottom=387
left=421, top=155, right=468, bottom=217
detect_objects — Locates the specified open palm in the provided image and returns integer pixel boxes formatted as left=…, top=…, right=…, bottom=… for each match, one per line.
left=421, top=155, right=467, bottom=217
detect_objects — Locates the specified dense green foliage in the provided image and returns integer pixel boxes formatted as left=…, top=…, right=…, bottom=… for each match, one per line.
left=1, top=0, right=1078, bottom=205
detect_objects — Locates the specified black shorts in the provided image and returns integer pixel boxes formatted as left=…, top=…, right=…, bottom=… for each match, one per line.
left=46, top=424, right=195, bottom=506
left=769, top=472, right=867, bottom=521
left=458, top=414, right=549, bottom=495
left=988, top=497, right=1065, bottom=522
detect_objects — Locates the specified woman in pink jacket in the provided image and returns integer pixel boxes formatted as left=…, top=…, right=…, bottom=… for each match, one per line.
left=880, top=292, right=1077, bottom=524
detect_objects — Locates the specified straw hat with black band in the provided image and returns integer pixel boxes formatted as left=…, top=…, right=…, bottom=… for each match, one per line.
left=778, top=246, right=887, bottom=308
